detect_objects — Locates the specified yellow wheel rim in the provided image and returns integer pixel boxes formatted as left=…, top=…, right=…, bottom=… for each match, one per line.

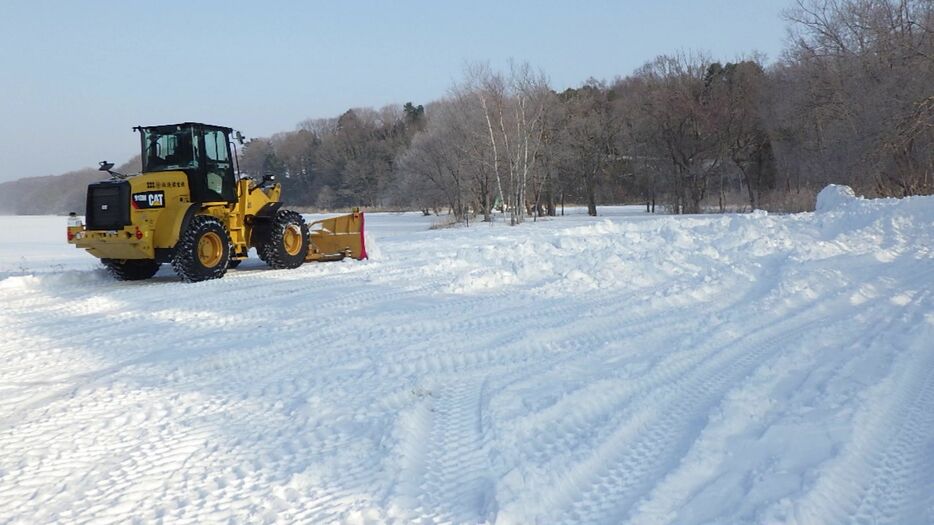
left=197, top=231, right=223, bottom=267
left=283, top=225, right=303, bottom=256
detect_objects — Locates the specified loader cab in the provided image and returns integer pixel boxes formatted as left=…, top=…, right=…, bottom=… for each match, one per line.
left=136, top=122, right=237, bottom=203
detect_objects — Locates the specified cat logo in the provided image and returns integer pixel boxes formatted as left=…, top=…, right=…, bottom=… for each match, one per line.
left=132, top=191, right=166, bottom=209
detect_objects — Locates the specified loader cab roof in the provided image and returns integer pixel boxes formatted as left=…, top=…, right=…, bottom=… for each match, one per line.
left=136, top=123, right=237, bottom=203
left=134, top=122, right=233, bottom=134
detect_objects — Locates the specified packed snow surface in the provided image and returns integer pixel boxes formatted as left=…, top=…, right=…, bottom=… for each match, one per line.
left=1, top=194, right=932, bottom=524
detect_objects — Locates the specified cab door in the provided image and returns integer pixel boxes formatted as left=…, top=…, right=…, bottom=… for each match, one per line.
left=202, top=129, right=237, bottom=203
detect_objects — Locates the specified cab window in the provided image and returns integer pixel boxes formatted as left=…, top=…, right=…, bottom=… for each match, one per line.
left=142, top=127, right=199, bottom=171
left=204, top=130, right=230, bottom=162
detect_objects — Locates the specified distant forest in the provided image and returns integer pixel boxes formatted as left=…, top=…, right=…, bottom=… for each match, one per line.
left=2, top=0, right=931, bottom=220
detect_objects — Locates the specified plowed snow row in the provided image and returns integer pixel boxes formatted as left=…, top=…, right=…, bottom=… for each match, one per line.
left=1, top=195, right=932, bottom=524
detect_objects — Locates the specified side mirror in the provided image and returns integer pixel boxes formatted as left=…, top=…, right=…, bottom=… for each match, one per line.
left=98, top=160, right=127, bottom=179
left=235, top=131, right=246, bottom=145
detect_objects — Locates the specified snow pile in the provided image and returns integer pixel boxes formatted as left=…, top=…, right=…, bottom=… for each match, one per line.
left=815, top=183, right=858, bottom=212
left=362, top=231, right=383, bottom=261
left=0, top=196, right=932, bottom=524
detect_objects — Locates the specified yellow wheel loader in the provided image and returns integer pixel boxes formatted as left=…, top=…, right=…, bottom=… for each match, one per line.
left=67, top=122, right=366, bottom=282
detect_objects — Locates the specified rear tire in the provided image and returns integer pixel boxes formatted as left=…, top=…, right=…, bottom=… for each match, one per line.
left=259, top=210, right=308, bottom=269
left=171, top=215, right=230, bottom=282
left=102, top=259, right=160, bottom=281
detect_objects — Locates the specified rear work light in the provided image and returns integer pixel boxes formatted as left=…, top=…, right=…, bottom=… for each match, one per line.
left=67, top=212, right=82, bottom=241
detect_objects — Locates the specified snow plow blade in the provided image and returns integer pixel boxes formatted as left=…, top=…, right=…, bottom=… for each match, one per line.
left=306, top=208, right=367, bottom=262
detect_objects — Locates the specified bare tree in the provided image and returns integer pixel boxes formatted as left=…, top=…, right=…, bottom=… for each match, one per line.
left=705, top=59, right=776, bottom=210
left=465, top=62, right=550, bottom=224
left=782, top=0, right=934, bottom=196
left=557, top=80, right=620, bottom=216
left=633, top=53, right=725, bottom=213
left=397, top=107, right=471, bottom=221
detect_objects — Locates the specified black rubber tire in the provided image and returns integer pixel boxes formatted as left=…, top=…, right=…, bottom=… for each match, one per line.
left=171, top=215, right=231, bottom=282
left=101, top=259, right=160, bottom=281
left=259, top=210, right=308, bottom=269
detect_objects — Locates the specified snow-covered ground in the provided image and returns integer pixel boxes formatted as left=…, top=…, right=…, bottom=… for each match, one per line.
left=1, top=192, right=932, bottom=524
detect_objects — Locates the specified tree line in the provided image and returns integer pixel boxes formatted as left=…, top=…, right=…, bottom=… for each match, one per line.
left=2, top=1, right=929, bottom=219
left=238, top=0, right=931, bottom=223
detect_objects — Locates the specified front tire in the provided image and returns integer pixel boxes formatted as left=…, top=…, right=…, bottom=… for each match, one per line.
left=259, top=210, right=308, bottom=269
left=171, top=215, right=231, bottom=282
left=102, top=259, right=160, bottom=281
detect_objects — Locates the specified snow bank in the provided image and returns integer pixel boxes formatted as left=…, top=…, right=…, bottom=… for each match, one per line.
left=1, top=201, right=932, bottom=524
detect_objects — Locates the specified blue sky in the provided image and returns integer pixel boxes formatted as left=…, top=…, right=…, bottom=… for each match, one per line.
left=0, top=0, right=791, bottom=182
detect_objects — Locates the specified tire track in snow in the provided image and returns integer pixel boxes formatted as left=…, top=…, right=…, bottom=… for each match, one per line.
left=379, top=293, right=744, bottom=522
left=2, top=272, right=655, bottom=521
left=625, top=285, right=922, bottom=524
left=851, top=367, right=934, bottom=525
left=407, top=377, right=496, bottom=524
left=2, top=247, right=721, bottom=413
left=382, top=297, right=689, bottom=523
left=376, top=266, right=772, bottom=520
left=498, top=289, right=869, bottom=525
left=772, top=291, right=934, bottom=525
left=490, top=275, right=811, bottom=471
left=493, top=303, right=742, bottom=468
left=218, top=287, right=703, bottom=404
left=374, top=297, right=717, bottom=386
